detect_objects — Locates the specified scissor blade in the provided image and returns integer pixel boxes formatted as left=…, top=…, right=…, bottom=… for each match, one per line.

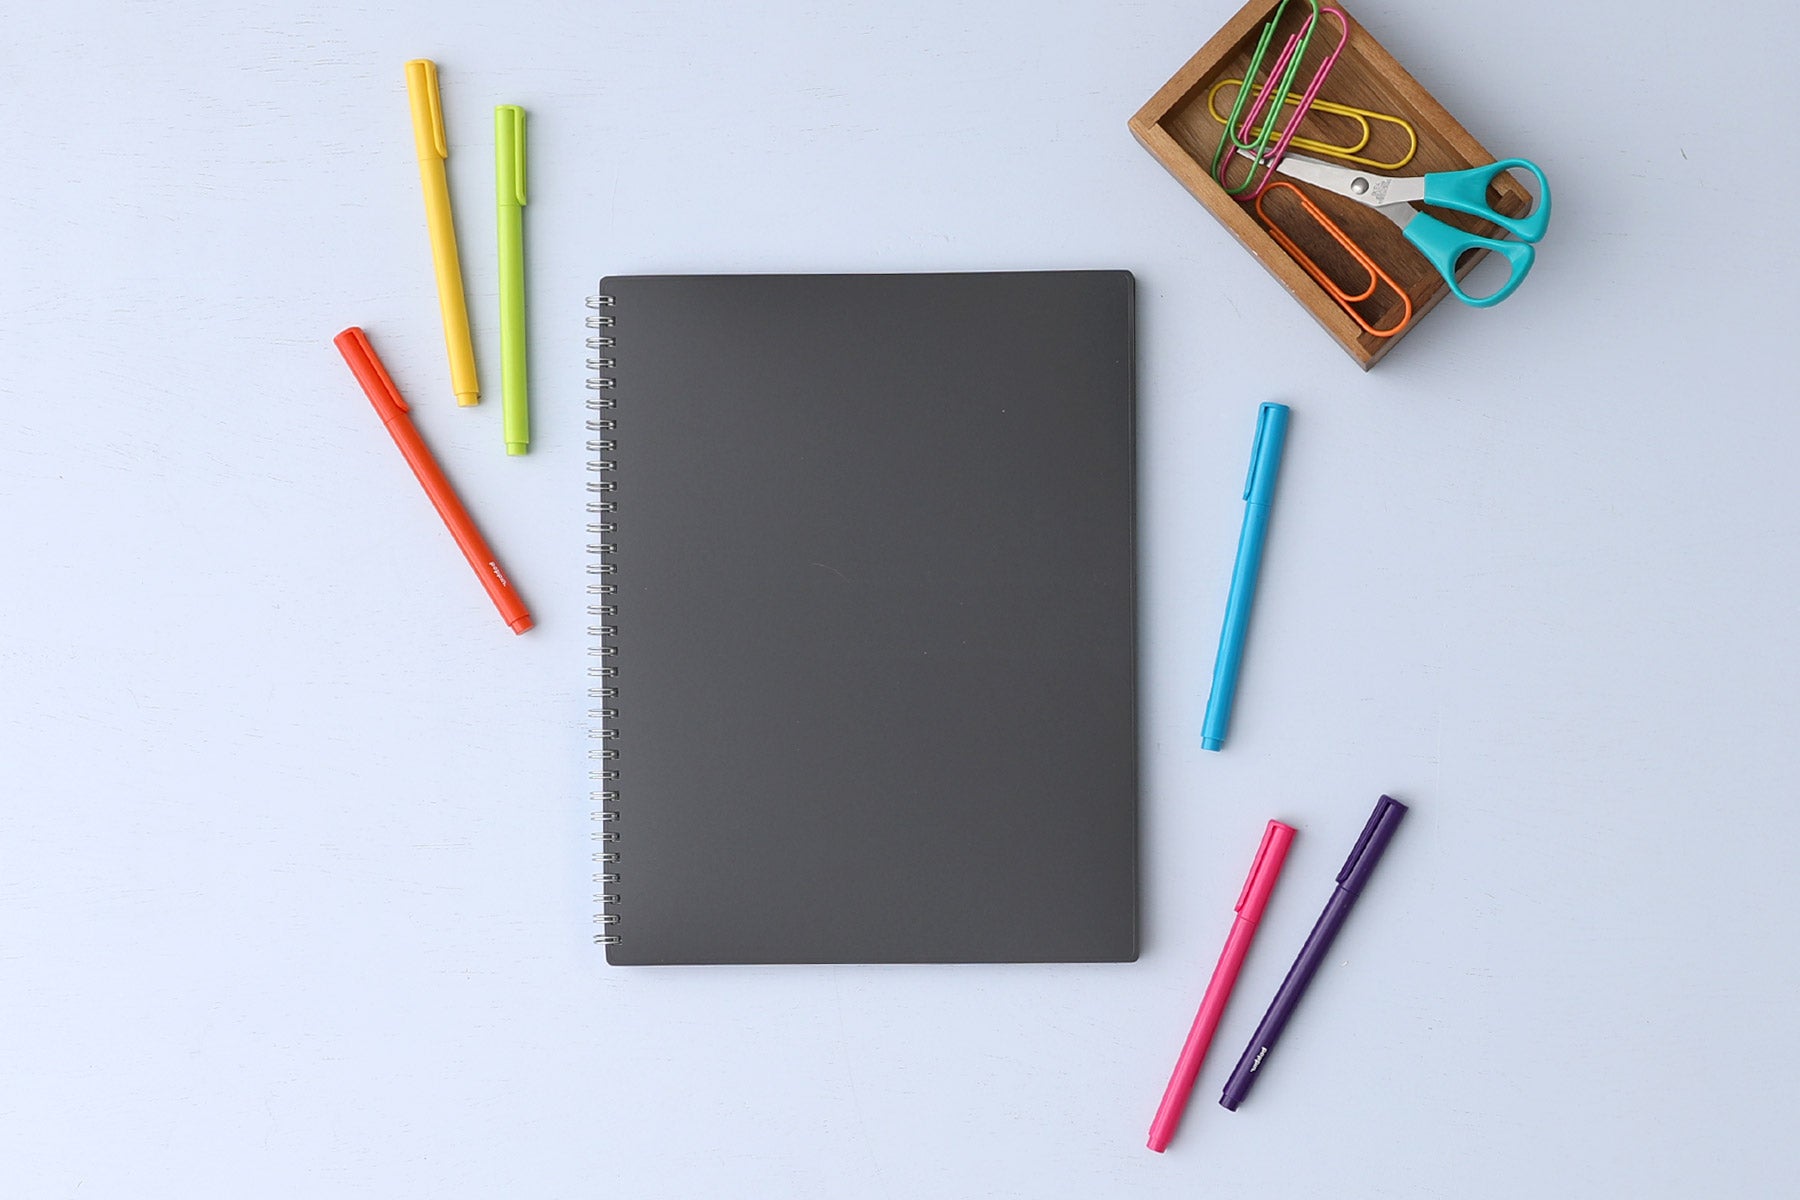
left=1274, top=152, right=1394, bottom=205
left=1375, top=203, right=1416, bottom=233
left=1236, top=149, right=1423, bottom=209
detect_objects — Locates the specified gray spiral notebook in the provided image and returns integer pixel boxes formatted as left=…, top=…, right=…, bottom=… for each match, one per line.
left=585, top=271, right=1138, bottom=965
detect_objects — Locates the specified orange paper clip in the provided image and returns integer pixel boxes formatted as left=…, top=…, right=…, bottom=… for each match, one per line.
left=1255, top=179, right=1411, bottom=338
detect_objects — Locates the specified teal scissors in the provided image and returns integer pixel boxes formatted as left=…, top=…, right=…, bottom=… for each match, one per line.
left=1244, top=150, right=1552, bottom=307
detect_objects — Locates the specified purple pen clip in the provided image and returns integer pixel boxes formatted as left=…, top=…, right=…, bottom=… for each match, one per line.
left=1336, top=794, right=1408, bottom=893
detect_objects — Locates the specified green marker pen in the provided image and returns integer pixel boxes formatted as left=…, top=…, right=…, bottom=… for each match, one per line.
left=496, top=105, right=529, bottom=455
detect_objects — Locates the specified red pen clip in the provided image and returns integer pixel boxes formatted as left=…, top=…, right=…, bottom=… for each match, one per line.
left=335, top=327, right=411, bottom=421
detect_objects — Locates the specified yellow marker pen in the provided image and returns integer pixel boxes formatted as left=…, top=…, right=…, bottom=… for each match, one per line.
left=405, top=59, right=479, bottom=406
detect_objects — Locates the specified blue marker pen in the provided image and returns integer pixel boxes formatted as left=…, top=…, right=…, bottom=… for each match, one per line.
left=1201, top=402, right=1289, bottom=751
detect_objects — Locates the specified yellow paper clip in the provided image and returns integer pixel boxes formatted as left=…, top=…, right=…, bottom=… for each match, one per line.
left=1207, top=78, right=1417, bottom=171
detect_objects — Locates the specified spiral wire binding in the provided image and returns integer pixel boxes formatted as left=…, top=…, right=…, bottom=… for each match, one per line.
left=586, top=294, right=622, bottom=945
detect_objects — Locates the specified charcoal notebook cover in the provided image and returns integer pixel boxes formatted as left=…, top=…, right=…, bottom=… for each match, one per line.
left=585, top=271, right=1137, bottom=965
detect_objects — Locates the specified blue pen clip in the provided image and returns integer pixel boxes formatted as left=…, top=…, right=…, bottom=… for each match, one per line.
left=1243, top=402, right=1288, bottom=505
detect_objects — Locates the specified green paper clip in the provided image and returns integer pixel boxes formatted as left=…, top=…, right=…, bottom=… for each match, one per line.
left=1210, top=0, right=1338, bottom=198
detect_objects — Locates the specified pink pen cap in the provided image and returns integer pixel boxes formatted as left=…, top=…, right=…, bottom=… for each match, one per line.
left=1147, top=819, right=1295, bottom=1152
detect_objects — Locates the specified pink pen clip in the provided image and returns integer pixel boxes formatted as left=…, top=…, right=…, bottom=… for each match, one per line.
left=1147, top=819, right=1296, bottom=1152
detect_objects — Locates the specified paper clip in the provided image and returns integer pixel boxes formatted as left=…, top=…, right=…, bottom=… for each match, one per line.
left=1211, top=3, right=1350, bottom=197
left=1206, top=79, right=1418, bottom=171
left=1255, top=179, right=1411, bottom=338
left=1208, top=0, right=1321, bottom=195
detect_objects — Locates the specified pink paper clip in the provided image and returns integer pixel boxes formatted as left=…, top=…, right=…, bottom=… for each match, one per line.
left=1219, top=6, right=1351, bottom=198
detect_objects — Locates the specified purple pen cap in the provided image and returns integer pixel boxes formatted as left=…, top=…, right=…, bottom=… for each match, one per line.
left=1337, top=795, right=1407, bottom=895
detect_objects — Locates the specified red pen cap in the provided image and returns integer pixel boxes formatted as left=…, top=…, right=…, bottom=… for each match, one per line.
left=334, top=327, right=410, bottom=423
left=1234, top=820, right=1296, bottom=924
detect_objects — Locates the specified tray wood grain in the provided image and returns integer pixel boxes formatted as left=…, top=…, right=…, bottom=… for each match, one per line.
left=1130, top=0, right=1532, bottom=368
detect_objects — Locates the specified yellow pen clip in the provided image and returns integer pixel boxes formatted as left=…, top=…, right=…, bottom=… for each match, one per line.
left=405, top=59, right=448, bottom=161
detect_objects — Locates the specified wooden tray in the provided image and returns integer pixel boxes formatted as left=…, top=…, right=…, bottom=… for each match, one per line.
left=1129, top=0, right=1532, bottom=369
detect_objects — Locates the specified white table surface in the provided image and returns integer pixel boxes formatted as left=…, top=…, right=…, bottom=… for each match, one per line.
left=5, top=1, right=1797, bottom=1196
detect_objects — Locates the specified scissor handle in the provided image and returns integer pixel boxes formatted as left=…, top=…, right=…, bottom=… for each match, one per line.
left=1404, top=211, right=1536, bottom=307
left=1422, top=158, right=1551, bottom=243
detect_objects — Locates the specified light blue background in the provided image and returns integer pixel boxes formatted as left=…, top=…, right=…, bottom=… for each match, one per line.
left=3, top=1, right=1796, bottom=1196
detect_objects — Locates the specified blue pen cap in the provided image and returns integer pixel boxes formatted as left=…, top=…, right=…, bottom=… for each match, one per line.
left=1244, top=402, right=1290, bottom=506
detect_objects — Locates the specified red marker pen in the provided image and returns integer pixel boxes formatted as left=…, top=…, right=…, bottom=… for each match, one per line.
left=334, top=327, right=533, bottom=634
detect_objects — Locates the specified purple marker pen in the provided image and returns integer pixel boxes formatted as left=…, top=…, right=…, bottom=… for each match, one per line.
left=1219, top=795, right=1408, bottom=1111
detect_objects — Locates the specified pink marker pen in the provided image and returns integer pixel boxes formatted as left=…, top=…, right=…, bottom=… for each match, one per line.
left=1147, top=819, right=1295, bottom=1152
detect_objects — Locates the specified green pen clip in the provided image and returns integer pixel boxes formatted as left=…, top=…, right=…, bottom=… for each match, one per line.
left=497, top=104, right=527, bottom=207
left=495, top=105, right=529, bottom=454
